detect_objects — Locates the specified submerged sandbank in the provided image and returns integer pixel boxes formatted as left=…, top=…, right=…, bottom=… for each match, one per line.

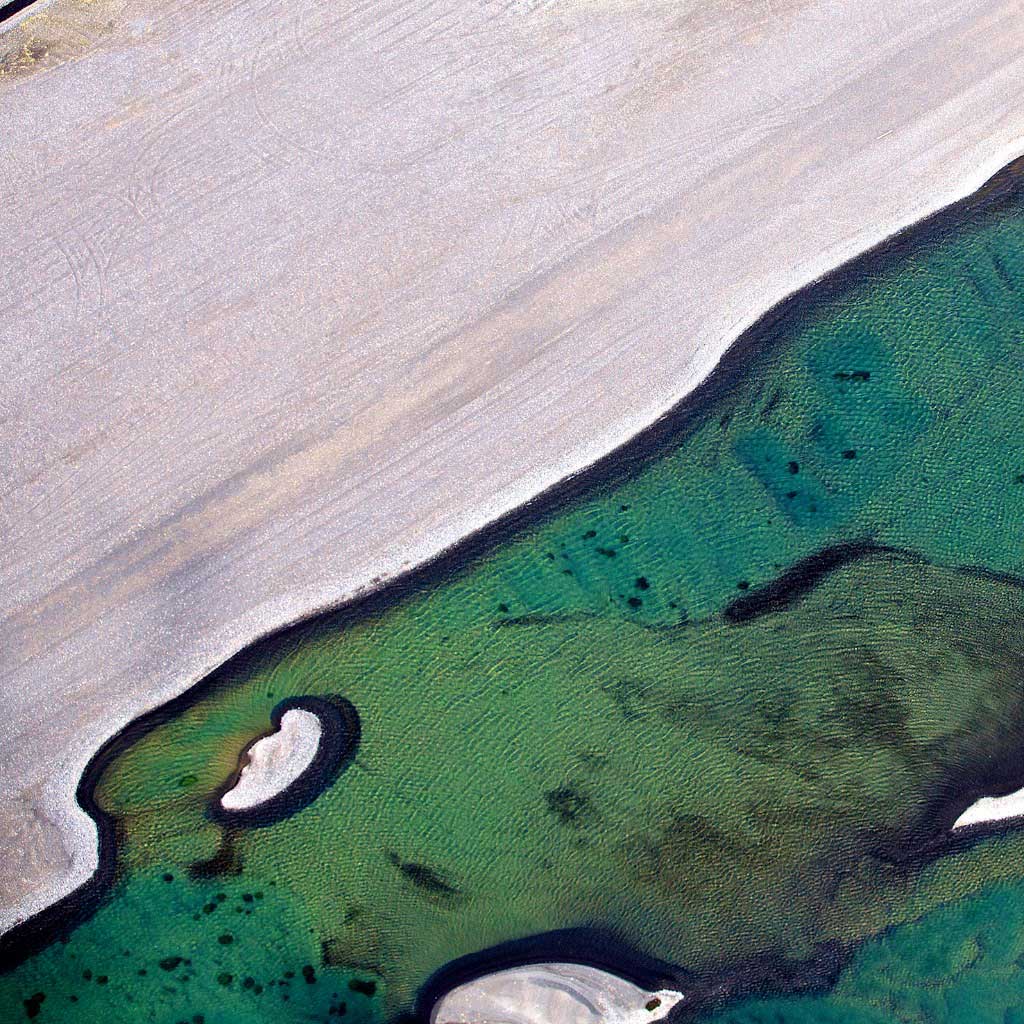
left=3, top=0, right=1024, bottom=935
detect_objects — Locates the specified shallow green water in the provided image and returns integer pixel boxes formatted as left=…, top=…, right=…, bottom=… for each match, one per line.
left=7, top=167, right=1024, bottom=1023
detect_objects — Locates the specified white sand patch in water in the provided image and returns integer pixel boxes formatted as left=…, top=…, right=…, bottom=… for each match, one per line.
left=430, top=963, right=683, bottom=1024
left=953, top=787, right=1024, bottom=831
left=221, top=710, right=322, bottom=812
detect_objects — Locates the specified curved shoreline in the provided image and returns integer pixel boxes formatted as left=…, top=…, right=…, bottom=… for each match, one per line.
left=6, top=0, right=1024, bottom=937
left=8, top=156, right=1024, bottom=1004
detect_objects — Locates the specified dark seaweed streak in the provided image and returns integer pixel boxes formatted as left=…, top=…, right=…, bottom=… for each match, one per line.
left=386, top=853, right=460, bottom=898
left=723, top=541, right=894, bottom=623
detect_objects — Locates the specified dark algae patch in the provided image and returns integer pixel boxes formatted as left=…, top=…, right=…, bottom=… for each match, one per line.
left=9, top=159, right=1024, bottom=1022
left=722, top=540, right=893, bottom=622
left=386, top=853, right=461, bottom=899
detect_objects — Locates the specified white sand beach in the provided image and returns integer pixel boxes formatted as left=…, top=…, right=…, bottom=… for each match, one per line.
left=2, top=0, right=1024, bottom=934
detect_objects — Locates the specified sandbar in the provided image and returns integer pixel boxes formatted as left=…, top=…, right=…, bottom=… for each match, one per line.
left=429, top=963, right=683, bottom=1024
left=219, top=709, right=322, bottom=812
left=953, top=786, right=1024, bottom=831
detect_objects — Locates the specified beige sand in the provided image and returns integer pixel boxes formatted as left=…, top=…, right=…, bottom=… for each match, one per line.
left=430, top=963, right=683, bottom=1024
left=2, top=0, right=1024, bottom=935
left=219, top=709, right=322, bottom=812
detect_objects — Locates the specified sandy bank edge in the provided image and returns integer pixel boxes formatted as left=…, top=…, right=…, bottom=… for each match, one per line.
left=5, top=134, right=1024, bottom=944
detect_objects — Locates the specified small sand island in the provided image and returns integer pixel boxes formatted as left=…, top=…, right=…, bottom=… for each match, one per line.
left=211, top=695, right=360, bottom=828
left=953, top=784, right=1024, bottom=831
left=429, top=963, right=684, bottom=1024
left=220, top=709, right=322, bottom=812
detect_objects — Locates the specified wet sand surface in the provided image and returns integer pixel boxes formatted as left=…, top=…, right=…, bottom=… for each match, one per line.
left=2, top=0, right=1024, bottom=933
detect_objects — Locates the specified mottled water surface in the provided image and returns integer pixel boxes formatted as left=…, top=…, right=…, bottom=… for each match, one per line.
left=7, top=166, right=1024, bottom=1022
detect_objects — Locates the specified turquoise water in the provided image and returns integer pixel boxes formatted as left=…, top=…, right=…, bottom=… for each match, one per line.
left=6, top=163, right=1024, bottom=1022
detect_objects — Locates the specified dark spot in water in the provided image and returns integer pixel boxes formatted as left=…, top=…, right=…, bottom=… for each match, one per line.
left=82, top=970, right=92, bottom=981
left=596, top=547, right=617, bottom=558
left=243, top=976, right=256, bottom=989
left=218, top=934, right=233, bottom=945
left=96, top=976, right=108, bottom=985
left=833, top=370, right=871, bottom=382
left=162, top=873, right=174, bottom=883
left=619, top=535, right=630, bottom=544
left=785, top=490, right=798, bottom=500
left=842, top=449, right=857, bottom=459
left=497, top=602, right=509, bottom=613
left=737, top=581, right=750, bottom=591
left=545, top=786, right=593, bottom=826
left=348, top=978, right=377, bottom=997
left=387, top=852, right=460, bottom=897
left=22, top=992, right=45, bottom=1019
left=303, top=965, right=317, bottom=984
left=188, top=831, right=242, bottom=880
left=159, top=957, right=183, bottom=972
left=787, top=461, right=800, bottom=474
left=992, top=254, right=1017, bottom=291
left=620, top=504, right=630, bottom=511
left=583, top=530, right=597, bottom=539
left=635, top=576, right=650, bottom=590
left=627, top=597, right=643, bottom=609
left=242, top=893, right=254, bottom=903
left=217, top=973, right=233, bottom=986
left=760, top=389, right=784, bottom=420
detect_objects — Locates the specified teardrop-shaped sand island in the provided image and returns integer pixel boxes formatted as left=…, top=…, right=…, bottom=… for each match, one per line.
left=953, top=783, right=1024, bottom=831
left=221, top=709, right=323, bottom=812
left=212, top=696, right=360, bottom=828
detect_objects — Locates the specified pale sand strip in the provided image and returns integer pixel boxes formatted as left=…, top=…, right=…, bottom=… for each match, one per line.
left=953, top=788, right=1024, bottom=831
left=430, top=963, right=683, bottom=1024
left=2, top=0, right=1024, bottom=935
left=219, top=709, right=322, bottom=813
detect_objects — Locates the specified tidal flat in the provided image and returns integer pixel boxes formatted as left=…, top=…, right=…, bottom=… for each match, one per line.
left=8, top=163, right=1024, bottom=1022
